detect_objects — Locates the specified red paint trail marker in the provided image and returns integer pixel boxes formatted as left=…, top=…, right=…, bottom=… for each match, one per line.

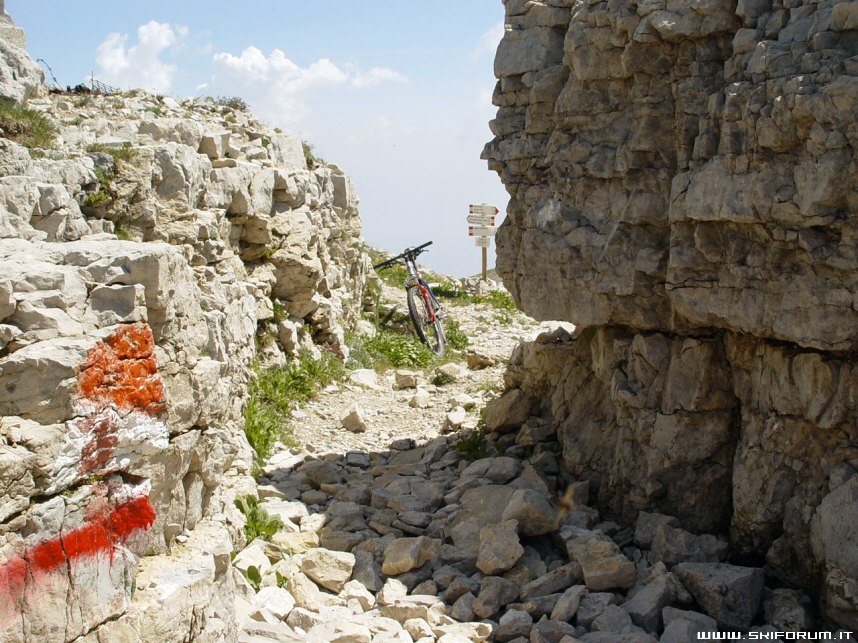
left=0, top=495, right=156, bottom=610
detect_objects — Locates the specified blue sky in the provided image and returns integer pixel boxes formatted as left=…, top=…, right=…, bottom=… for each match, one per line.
left=8, top=1, right=508, bottom=278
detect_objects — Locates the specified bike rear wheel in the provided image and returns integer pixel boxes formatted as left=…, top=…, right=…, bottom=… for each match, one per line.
left=406, top=284, right=446, bottom=356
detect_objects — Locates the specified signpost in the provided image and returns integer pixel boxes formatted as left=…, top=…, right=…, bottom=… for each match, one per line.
left=467, top=204, right=500, bottom=281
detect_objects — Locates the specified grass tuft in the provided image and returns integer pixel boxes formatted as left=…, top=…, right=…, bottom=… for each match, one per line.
left=86, top=142, right=136, bottom=166
left=243, top=349, right=344, bottom=466
left=0, top=98, right=56, bottom=149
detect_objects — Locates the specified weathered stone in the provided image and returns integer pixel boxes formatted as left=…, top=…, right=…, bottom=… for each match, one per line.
left=496, top=608, right=533, bottom=642
left=577, top=592, right=617, bottom=628
left=341, top=407, right=368, bottom=433
left=477, top=519, right=524, bottom=575
left=550, top=584, right=587, bottom=622
left=521, top=563, right=582, bottom=600
left=253, top=586, right=295, bottom=621
left=567, top=532, right=635, bottom=591
left=623, top=565, right=675, bottom=633
left=483, top=388, right=534, bottom=432
left=473, top=576, right=520, bottom=619
left=660, top=607, right=718, bottom=643
left=298, top=548, right=355, bottom=593
left=674, top=563, right=765, bottom=630
left=501, top=487, right=557, bottom=536
left=382, top=536, right=441, bottom=576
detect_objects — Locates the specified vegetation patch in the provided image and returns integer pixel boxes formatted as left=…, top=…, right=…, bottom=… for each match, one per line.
left=234, top=495, right=283, bottom=544
left=431, top=371, right=456, bottom=387
left=352, top=329, right=436, bottom=370
left=453, top=429, right=490, bottom=462
left=244, top=349, right=344, bottom=466
left=86, top=142, right=136, bottom=166
left=302, top=140, right=324, bottom=169
left=214, top=95, right=249, bottom=111
left=0, top=98, right=56, bottom=149
left=444, top=319, right=469, bottom=350
left=83, top=190, right=110, bottom=208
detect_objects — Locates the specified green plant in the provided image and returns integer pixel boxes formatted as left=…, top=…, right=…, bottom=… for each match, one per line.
left=345, top=331, right=376, bottom=370
left=431, top=371, right=456, bottom=387
left=433, top=281, right=469, bottom=300
left=235, top=495, right=283, bottom=543
left=362, top=330, right=434, bottom=369
left=83, top=190, right=110, bottom=208
left=302, top=140, right=324, bottom=169
left=453, top=429, right=490, bottom=462
left=494, top=311, right=514, bottom=325
left=375, top=263, right=409, bottom=288
left=145, top=105, right=162, bottom=116
left=215, top=95, right=249, bottom=111
left=474, top=289, right=517, bottom=311
left=225, top=115, right=237, bottom=124
left=114, top=223, right=131, bottom=241
left=0, top=98, right=56, bottom=149
left=86, top=142, right=136, bottom=166
left=246, top=565, right=263, bottom=591
left=272, top=299, right=288, bottom=323
left=243, top=349, right=344, bottom=465
left=444, top=319, right=469, bottom=350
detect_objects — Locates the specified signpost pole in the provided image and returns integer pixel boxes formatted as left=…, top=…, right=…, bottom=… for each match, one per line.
left=468, top=203, right=499, bottom=283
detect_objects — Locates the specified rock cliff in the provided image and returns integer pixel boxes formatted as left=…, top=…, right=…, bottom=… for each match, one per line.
left=0, top=12, right=369, bottom=641
left=483, top=0, right=858, bottom=629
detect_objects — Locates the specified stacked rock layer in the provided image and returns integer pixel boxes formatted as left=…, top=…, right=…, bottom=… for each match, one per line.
left=0, top=12, right=369, bottom=642
left=483, top=0, right=858, bottom=629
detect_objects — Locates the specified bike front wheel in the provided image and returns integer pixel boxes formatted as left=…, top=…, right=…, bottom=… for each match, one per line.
left=406, top=284, right=446, bottom=356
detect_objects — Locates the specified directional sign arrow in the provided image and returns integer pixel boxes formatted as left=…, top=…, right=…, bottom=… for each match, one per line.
left=468, top=204, right=500, bottom=216
left=469, top=226, right=496, bottom=237
left=467, top=214, right=496, bottom=226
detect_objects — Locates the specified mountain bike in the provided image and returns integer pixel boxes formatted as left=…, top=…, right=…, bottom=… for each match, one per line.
left=373, top=241, right=446, bottom=356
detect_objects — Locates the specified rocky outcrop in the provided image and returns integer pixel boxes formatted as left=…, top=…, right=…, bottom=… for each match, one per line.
left=0, top=17, right=369, bottom=642
left=483, top=0, right=858, bottom=629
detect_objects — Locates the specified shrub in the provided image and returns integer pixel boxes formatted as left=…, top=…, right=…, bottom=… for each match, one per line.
left=215, top=95, right=249, bottom=111
left=83, top=190, right=110, bottom=208
left=0, top=98, right=56, bottom=149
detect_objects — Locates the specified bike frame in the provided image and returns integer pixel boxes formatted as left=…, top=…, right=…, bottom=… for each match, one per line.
left=403, top=256, right=440, bottom=324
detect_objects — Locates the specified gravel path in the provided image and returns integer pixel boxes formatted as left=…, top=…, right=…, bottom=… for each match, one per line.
left=278, top=282, right=545, bottom=459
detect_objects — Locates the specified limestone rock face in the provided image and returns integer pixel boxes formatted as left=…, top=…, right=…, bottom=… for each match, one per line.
left=0, top=15, right=371, bottom=642
left=484, top=0, right=858, bottom=629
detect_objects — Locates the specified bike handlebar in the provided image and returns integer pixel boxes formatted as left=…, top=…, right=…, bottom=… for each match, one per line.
left=373, top=241, right=433, bottom=270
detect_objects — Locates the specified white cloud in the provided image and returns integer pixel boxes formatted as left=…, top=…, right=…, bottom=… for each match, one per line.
left=351, top=66, right=408, bottom=88
left=95, top=21, right=186, bottom=93
left=210, top=47, right=407, bottom=124
left=473, top=21, right=504, bottom=60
